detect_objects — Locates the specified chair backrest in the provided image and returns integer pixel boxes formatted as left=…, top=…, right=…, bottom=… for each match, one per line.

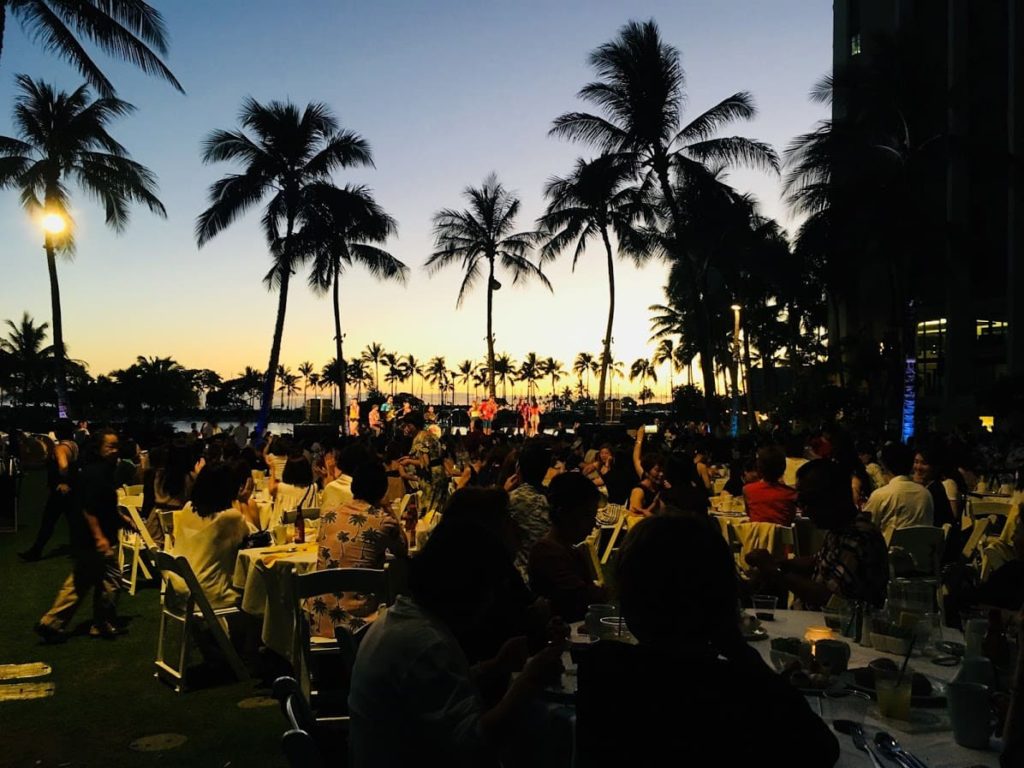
left=793, top=517, right=826, bottom=558
left=999, top=504, right=1020, bottom=545
left=120, top=504, right=159, bottom=550
left=730, top=522, right=795, bottom=566
left=293, top=565, right=389, bottom=603
left=962, top=515, right=995, bottom=559
left=580, top=530, right=604, bottom=587
left=281, top=506, right=322, bottom=524
left=888, top=525, right=945, bottom=577
left=121, top=494, right=144, bottom=509
left=122, top=484, right=144, bottom=497
left=969, top=499, right=1013, bottom=518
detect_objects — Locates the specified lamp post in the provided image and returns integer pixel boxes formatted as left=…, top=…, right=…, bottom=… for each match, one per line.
left=730, top=303, right=741, bottom=437
left=41, top=209, right=70, bottom=419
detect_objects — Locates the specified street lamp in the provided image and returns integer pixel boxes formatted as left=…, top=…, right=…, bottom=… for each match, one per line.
left=42, top=212, right=67, bottom=235
left=730, top=304, right=741, bottom=437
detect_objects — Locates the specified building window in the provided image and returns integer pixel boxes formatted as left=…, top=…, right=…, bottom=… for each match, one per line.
left=850, top=33, right=862, bottom=56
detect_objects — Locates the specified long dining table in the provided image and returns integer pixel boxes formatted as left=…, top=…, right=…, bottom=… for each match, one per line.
left=557, top=609, right=1003, bottom=768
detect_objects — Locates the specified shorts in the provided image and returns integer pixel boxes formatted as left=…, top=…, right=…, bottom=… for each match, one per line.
left=481, top=419, right=492, bottom=429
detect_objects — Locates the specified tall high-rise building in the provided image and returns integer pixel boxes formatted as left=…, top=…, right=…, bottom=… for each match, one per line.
left=833, top=0, right=1023, bottom=426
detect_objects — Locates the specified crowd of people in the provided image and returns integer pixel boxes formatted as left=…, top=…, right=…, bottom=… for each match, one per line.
left=10, top=409, right=1024, bottom=766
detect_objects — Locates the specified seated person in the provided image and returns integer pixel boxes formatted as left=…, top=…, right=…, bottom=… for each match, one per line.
left=968, top=513, right=1024, bottom=612
left=349, top=519, right=565, bottom=768
left=268, top=452, right=318, bottom=529
left=575, top=515, right=838, bottom=767
left=311, top=460, right=407, bottom=637
left=746, top=460, right=889, bottom=609
left=167, top=462, right=249, bottom=610
left=660, top=452, right=710, bottom=517
left=528, top=473, right=608, bottom=622
left=743, top=446, right=797, bottom=525
left=722, top=457, right=758, bottom=497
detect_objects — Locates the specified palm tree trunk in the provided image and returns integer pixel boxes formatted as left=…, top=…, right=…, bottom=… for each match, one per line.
left=257, top=263, right=290, bottom=439
left=597, top=226, right=615, bottom=421
left=333, top=266, right=348, bottom=435
left=742, top=325, right=755, bottom=428
left=486, top=255, right=496, bottom=398
left=44, top=238, right=69, bottom=418
left=0, top=4, right=6, bottom=65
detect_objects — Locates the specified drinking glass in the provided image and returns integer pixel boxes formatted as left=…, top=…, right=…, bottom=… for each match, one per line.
left=875, top=669, right=914, bottom=720
left=822, top=690, right=870, bottom=726
left=752, top=594, right=778, bottom=621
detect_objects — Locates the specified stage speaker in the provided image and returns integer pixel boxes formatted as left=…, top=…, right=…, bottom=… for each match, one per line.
left=304, top=398, right=333, bottom=424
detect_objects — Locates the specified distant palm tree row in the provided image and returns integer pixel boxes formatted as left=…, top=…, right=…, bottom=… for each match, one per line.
left=0, top=11, right=856, bottom=430
left=0, top=313, right=675, bottom=413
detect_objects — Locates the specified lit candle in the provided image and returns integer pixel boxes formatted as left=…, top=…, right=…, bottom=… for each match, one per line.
left=804, top=626, right=836, bottom=647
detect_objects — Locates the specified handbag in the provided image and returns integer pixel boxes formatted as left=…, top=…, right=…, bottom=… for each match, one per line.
left=241, top=529, right=272, bottom=549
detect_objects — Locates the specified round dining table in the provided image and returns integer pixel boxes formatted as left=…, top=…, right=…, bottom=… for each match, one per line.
left=232, top=542, right=317, bottom=664
left=558, top=609, right=1003, bottom=768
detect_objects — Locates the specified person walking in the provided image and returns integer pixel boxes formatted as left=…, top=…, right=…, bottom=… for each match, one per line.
left=35, top=430, right=126, bottom=642
left=20, top=419, right=79, bottom=562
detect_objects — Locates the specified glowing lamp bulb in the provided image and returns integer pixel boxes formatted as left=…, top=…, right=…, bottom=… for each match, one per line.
left=42, top=213, right=66, bottom=235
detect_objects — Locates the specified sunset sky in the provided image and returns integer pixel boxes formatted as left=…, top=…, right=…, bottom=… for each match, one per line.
left=0, top=1, right=830, bottom=397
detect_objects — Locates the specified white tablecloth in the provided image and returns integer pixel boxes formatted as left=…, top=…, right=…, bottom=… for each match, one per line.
left=561, top=610, right=1002, bottom=767
left=232, top=543, right=317, bottom=663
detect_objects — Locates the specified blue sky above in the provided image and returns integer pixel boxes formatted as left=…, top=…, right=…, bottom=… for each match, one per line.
left=0, top=0, right=831, bottom=396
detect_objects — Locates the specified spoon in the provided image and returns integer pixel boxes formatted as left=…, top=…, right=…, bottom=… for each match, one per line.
left=874, top=731, right=929, bottom=768
left=833, top=720, right=884, bottom=768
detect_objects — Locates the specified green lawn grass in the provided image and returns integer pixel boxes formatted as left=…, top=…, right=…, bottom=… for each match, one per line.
left=0, top=470, right=287, bottom=768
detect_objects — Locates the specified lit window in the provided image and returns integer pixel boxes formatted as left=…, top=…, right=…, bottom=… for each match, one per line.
left=850, top=33, right=862, bottom=56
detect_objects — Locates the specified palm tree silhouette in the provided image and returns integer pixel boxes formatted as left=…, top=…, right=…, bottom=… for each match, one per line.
left=427, top=173, right=550, bottom=397
left=302, top=184, right=406, bottom=429
left=298, top=361, right=314, bottom=404
left=491, top=354, right=514, bottom=401
left=573, top=352, right=594, bottom=398
left=629, top=358, right=658, bottom=403
left=539, top=153, right=650, bottom=417
left=518, top=353, right=542, bottom=399
left=551, top=19, right=777, bottom=416
left=361, top=342, right=385, bottom=394
left=402, top=354, right=424, bottom=401
left=0, top=0, right=183, bottom=96
left=1, top=312, right=51, bottom=409
left=0, top=75, right=165, bottom=416
left=540, top=357, right=565, bottom=396
left=456, top=360, right=475, bottom=405
left=652, top=338, right=677, bottom=401
left=346, top=357, right=369, bottom=402
left=426, top=356, right=447, bottom=405
left=196, top=97, right=372, bottom=437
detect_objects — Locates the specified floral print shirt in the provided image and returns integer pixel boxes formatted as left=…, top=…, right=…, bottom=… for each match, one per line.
left=309, top=498, right=406, bottom=637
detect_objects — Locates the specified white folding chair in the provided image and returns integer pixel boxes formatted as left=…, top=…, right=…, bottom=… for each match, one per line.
left=271, top=676, right=326, bottom=768
left=118, top=503, right=158, bottom=595
left=151, top=550, right=248, bottom=692
left=285, top=565, right=388, bottom=710
left=121, top=484, right=144, bottom=498
left=968, top=499, right=1013, bottom=518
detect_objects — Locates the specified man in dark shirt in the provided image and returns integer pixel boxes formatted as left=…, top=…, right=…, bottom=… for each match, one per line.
left=36, top=429, right=126, bottom=642
left=528, top=472, right=607, bottom=622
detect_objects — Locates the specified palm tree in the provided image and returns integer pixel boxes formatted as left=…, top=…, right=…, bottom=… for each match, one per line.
left=426, top=173, right=550, bottom=397
left=303, top=184, right=406, bottom=430
left=426, top=356, right=447, bottom=405
left=346, top=357, right=369, bottom=402
left=298, top=361, right=314, bottom=404
left=518, top=353, right=542, bottom=399
left=238, top=366, right=263, bottom=409
left=573, top=352, right=594, bottom=398
left=652, top=338, right=677, bottom=401
left=380, top=352, right=399, bottom=396
left=456, top=359, right=475, bottom=405
left=0, top=75, right=165, bottom=417
left=539, top=153, right=650, bottom=417
left=197, top=98, right=372, bottom=437
left=276, top=365, right=293, bottom=409
left=401, top=354, right=424, bottom=401
left=540, top=357, right=565, bottom=396
left=361, top=342, right=385, bottom=393
left=1, top=312, right=51, bottom=408
left=598, top=351, right=625, bottom=399
left=551, top=19, right=777, bottom=416
left=307, top=371, right=321, bottom=401
left=321, top=358, right=343, bottom=408
left=491, top=353, right=514, bottom=401
left=629, top=358, right=658, bottom=403
left=0, top=0, right=183, bottom=96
